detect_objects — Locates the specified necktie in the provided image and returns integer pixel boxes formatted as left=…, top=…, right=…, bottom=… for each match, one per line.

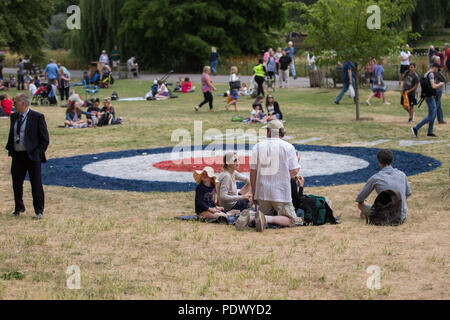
left=16, top=114, right=24, bottom=138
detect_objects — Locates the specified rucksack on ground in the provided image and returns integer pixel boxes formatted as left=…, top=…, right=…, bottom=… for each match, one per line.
left=300, top=195, right=338, bottom=226
left=368, top=190, right=403, bottom=226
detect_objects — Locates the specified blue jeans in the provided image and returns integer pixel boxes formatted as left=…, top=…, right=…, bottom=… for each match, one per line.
left=415, top=97, right=437, bottom=135
left=231, top=199, right=250, bottom=212
left=435, top=90, right=444, bottom=123
left=290, top=62, right=296, bottom=78
left=211, top=61, right=218, bottom=75
left=335, top=78, right=356, bottom=103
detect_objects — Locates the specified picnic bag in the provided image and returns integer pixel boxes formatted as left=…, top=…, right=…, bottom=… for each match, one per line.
left=301, top=195, right=337, bottom=226
left=367, top=190, right=403, bottom=226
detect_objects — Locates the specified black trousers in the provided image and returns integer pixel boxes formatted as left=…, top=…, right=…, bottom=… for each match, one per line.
left=255, top=76, right=265, bottom=96
left=59, top=87, right=70, bottom=101
left=11, top=152, right=45, bottom=215
left=199, top=91, right=213, bottom=110
left=17, top=74, right=25, bottom=90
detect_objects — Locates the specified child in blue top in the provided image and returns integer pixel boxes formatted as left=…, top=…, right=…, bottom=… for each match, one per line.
left=194, top=167, right=229, bottom=221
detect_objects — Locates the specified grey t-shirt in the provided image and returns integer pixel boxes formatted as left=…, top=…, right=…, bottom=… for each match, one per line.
left=18, top=62, right=25, bottom=76
left=356, top=166, right=412, bottom=221
left=403, top=71, right=419, bottom=92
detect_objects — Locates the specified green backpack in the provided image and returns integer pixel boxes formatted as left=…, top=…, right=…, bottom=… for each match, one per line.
left=301, top=195, right=337, bottom=226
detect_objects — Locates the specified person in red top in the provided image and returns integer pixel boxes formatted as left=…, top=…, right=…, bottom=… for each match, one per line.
left=444, top=43, right=450, bottom=80
left=0, top=94, right=13, bottom=116
left=181, top=77, right=195, bottom=93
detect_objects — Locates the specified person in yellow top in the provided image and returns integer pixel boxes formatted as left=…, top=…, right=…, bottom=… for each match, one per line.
left=253, top=59, right=267, bottom=97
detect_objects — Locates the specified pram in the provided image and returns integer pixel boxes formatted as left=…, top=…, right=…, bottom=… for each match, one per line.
left=248, top=75, right=258, bottom=98
left=266, top=74, right=276, bottom=92
left=31, top=84, right=57, bottom=106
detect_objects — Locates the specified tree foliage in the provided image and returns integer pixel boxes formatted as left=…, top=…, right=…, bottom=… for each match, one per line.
left=72, top=0, right=125, bottom=63
left=0, top=0, right=53, bottom=59
left=300, top=0, right=415, bottom=120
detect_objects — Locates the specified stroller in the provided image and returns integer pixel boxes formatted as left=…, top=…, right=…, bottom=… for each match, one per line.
left=248, top=75, right=259, bottom=98
left=31, top=84, right=57, bottom=106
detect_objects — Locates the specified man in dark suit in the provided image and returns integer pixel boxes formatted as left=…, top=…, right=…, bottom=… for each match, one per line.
left=6, top=94, right=49, bottom=219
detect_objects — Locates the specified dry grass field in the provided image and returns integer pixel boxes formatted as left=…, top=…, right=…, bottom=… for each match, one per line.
left=0, top=78, right=448, bottom=299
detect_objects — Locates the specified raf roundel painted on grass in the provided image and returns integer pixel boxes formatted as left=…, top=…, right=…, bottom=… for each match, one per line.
left=41, top=145, right=441, bottom=193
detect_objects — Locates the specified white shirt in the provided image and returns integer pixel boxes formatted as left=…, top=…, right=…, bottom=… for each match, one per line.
left=400, top=51, right=411, bottom=66
left=250, top=138, right=300, bottom=203
left=99, top=54, right=109, bottom=65
left=307, top=53, right=315, bottom=65
left=29, top=83, right=37, bottom=96
left=229, top=74, right=238, bottom=82
left=250, top=109, right=259, bottom=121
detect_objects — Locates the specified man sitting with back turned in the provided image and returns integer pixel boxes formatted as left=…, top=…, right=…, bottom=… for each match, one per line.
left=356, top=149, right=412, bottom=224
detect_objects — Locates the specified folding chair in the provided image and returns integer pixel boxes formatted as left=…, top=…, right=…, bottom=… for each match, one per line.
left=84, top=79, right=98, bottom=99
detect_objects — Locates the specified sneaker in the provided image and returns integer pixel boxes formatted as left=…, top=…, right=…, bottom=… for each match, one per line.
left=334, top=101, right=340, bottom=105
left=438, top=121, right=447, bottom=124
left=366, top=100, right=371, bottom=106
left=11, top=208, right=25, bottom=217
left=255, top=210, right=266, bottom=233
left=427, top=133, right=437, bottom=137
left=383, top=102, right=391, bottom=105
left=411, top=127, right=418, bottom=138
left=33, top=213, right=43, bottom=220
left=235, top=210, right=250, bottom=231
left=195, top=106, right=199, bottom=112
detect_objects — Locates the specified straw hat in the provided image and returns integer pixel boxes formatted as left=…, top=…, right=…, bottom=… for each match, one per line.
left=193, top=166, right=218, bottom=185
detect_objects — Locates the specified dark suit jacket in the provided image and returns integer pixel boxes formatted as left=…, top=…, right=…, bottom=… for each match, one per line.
left=6, top=109, right=49, bottom=162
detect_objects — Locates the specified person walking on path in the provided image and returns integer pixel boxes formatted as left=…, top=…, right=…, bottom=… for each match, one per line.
left=211, top=47, right=219, bottom=76
left=284, top=41, right=297, bottom=79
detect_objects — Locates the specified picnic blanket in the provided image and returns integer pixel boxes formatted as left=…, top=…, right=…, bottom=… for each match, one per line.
left=175, top=215, right=300, bottom=229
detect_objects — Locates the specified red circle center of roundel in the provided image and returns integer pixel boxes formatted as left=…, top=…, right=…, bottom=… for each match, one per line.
left=153, top=156, right=250, bottom=173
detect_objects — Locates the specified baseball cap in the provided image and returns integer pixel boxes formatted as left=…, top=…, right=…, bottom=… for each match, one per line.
left=263, top=120, right=284, bottom=131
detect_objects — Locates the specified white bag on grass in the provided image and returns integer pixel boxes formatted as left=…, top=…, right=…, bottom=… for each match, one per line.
left=348, top=85, right=356, bottom=99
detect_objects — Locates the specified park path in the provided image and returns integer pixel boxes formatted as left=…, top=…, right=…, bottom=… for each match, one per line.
left=3, top=67, right=404, bottom=90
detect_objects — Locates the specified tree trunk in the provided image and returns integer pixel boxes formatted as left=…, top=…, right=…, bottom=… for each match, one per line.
left=355, top=65, right=360, bottom=121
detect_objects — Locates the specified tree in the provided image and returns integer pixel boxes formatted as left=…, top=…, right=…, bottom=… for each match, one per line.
left=300, top=0, right=415, bottom=120
left=0, top=0, right=53, bottom=60
left=409, top=0, right=449, bottom=34
left=119, top=0, right=286, bottom=71
left=72, top=0, right=125, bottom=63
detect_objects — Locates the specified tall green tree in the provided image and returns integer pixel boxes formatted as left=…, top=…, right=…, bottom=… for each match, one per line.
left=72, top=0, right=125, bottom=63
left=0, top=0, right=53, bottom=59
left=300, top=0, right=415, bottom=120
left=409, top=0, right=449, bottom=34
left=119, top=0, right=286, bottom=71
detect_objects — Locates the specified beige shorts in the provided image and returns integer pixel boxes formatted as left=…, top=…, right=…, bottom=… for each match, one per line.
left=257, top=200, right=298, bottom=225
left=112, top=60, right=120, bottom=68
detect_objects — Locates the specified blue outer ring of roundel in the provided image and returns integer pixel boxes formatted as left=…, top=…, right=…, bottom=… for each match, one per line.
left=41, top=144, right=441, bottom=193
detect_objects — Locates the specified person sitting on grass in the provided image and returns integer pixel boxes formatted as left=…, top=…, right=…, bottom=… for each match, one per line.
left=181, top=77, right=195, bottom=93
left=0, top=94, right=13, bottom=116
left=174, top=77, right=185, bottom=92
left=65, top=100, right=89, bottom=128
left=24, top=72, right=32, bottom=90
left=97, top=98, right=122, bottom=126
left=265, top=94, right=283, bottom=121
left=154, top=80, right=169, bottom=100
left=356, top=149, right=412, bottom=224
left=217, top=152, right=252, bottom=213
left=194, top=166, right=231, bottom=222
left=28, top=79, right=37, bottom=96
left=0, top=79, right=9, bottom=91
left=86, top=98, right=101, bottom=126
left=250, top=103, right=265, bottom=123
left=239, top=82, right=249, bottom=96
left=8, top=74, right=16, bottom=88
